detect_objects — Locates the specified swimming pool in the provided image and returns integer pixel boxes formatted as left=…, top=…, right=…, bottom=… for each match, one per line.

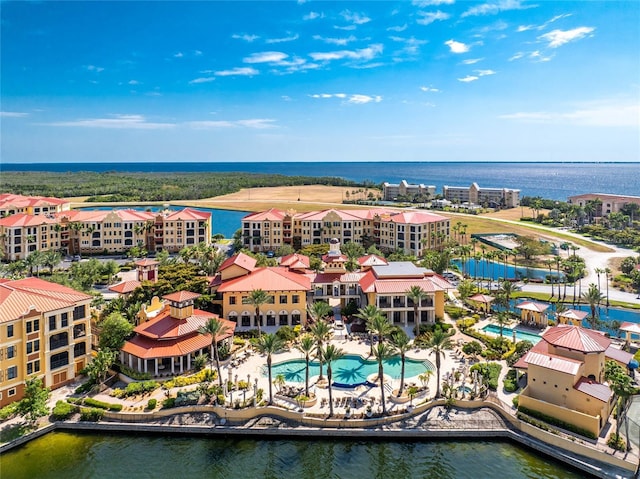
left=268, top=354, right=434, bottom=387
left=481, top=324, right=542, bottom=344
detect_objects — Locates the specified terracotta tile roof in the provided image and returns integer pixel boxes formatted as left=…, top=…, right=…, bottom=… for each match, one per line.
left=370, top=280, right=439, bottom=294
left=312, top=272, right=365, bottom=284
left=280, top=253, right=310, bottom=270
left=469, top=294, right=495, bottom=303
left=387, top=211, right=448, bottom=224
left=0, top=213, right=59, bottom=227
left=135, top=259, right=160, bottom=267
left=513, top=340, right=548, bottom=369
left=0, top=194, right=68, bottom=209
left=574, top=377, right=612, bottom=403
left=135, top=309, right=222, bottom=340
left=164, top=208, right=211, bottom=221
left=0, top=277, right=92, bottom=323
left=108, top=281, right=141, bottom=294
left=163, top=291, right=202, bottom=303
left=543, top=325, right=610, bottom=353
left=243, top=208, right=287, bottom=221
left=358, top=254, right=388, bottom=267
left=121, top=333, right=213, bottom=359
left=523, top=351, right=582, bottom=375
left=219, top=252, right=257, bottom=273
left=605, top=345, right=634, bottom=365
left=217, top=267, right=311, bottom=293
left=620, top=322, right=640, bottom=335
left=558, top=309, right=588, bottom=321
left=515, top=301, right=550, bottom=313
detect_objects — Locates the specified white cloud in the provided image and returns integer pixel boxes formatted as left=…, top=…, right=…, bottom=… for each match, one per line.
left=458, top=75, right=479, bottom=82
left=86, top=65, right=104, bottom=73
left=266, top=34, right=299, bottom=44
left=309, top=44, right=383, bottom=62
left=412, top=0, right=454, bottom=6
left=243, top=51, right=289, bottom=64
left=341, top=10, right=371, bottom=25
left=128, top=80, right=141, bottom=85
left=194, top=50, right=203, bottom=56
left=416, top=10, right=450, bottom=25
left=420, top=86, right=440, bottom=92
left=539, top=27, right=595, bottom=48
left=445, top=39, right=469, bottom=53
left=173, top=52, right=184, bottom=58
left=387, top=24, right=408, bottom=32
left=232, top=33, right=260, bottom=42
left=303, top=11, right=323, bottom=21
left=348, top=94, right=382, bottom=104
left=500, top=100, right=639, bottom=127
left=529, top=50, right=554, bottom=62
left=509, top=52, right=525, bottom=61
left=187, top=119, right=277, bottom=129
left=214, top=67, right=259, bottom=76
left=313, top=34, right=357, bottom=46
left=462, top=0, right=534, bottom=18
left=189, top=77, right=216, bottom=84
left=334, top=25, right=357, bottom=31
left=462, top=58, right=483, bottom=64
left=46, top=114, right=175, bottom=130
left=475, top=69, right=496, bottom=76
left=0, top=111, right=28, bottom=117
left=517, top=13, right=572, bottom=32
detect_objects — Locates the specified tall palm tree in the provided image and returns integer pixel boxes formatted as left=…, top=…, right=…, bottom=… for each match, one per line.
left=255, top=333, right=284, bottom=404
left=296, top=334, right=316, bottom=397
left=545, top=259, right=555, bottom=299
left=322, top=344, right=345, bottom=417
left=42, top=250, right=62, bottom=275
left=582, top=283, right=604, bottom=329
left=198, top=317, right=231, bottom=387
left=406, top=285, right=429, bottom=327
left=372, top=342, right=395, bottom=415
left=604, top=267, right=611, bottom=307
left=494, top=311, right=510, bottom=338
left=425, top=330, right=454, bottom=398
left=247, top=288, right=270, bottom=337
left=355, top=304, right=385, bottom=355
left=390, top=331, right=411, bottom=396
left=308, top=300, right=332, bottom=325
left=497, top=280, right=517, bottom=314
left=309, top=320, right=332, bottom=381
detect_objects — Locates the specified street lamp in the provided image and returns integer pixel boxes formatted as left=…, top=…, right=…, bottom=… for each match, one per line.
left=253, top=378, right=258, bottom=407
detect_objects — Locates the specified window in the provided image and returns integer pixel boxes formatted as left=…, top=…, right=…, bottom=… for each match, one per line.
left=74, top=342, right=86, bottom=357
left=7, top=325, right=14, bottom=338
left=27, top=340, right=40, bottom=354
left=61, top=313, right=68, bottom=328
left=279, top=295, right=287, bottom=304
left=292, top=295, right=300, bottom=304
left=50, top=332, right=69, bottom=351
left=7, top=345, right=16, bottom=359
left=27, top=360, right=41, bottom=375
left=229, top=296, right=236, bottom=305
left=73, top=305, right=86, bottom=321
left=26, top=319, right=40, bottom=334
left=50, top=351, right=69, bottom=370
left=8, top=388, right=16, bottom=397
left=49, top=315, right=57, bottom=331
left=7, top=366, right=18, bottom=380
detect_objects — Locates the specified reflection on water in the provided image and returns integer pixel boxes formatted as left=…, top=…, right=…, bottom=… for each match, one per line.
left=1, top=432, right=586, bottom=479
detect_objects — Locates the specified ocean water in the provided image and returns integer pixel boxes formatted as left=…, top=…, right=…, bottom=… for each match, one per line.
left=3, top=162, right=638, bottom=200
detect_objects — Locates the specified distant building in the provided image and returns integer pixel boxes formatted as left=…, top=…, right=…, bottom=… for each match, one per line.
left=443, top=182, right=520, bottom=208
left=567, top=193, right=640, bottom=217
left=0, top=277, right=92, bottom=407
left=0, top=194, right=70, bottom=218
left=382, top=180, right=436, bottom=201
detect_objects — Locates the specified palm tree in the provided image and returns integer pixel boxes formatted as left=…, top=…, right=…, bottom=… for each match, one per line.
left=372, top=342, right=395, bottom=415
left=296, top=334, right=316, bottom=397
left=406, top=285, right=429, bottom=328
left=309, top=320, right=331, bottom=381
left=545, top=259, right=555, bottom=299
left=582, top=283, right=604, bottom=329
left=42, top=250, right=62, bottom=275
left=604, top=267, right=611, bottom=307
left=255, top=333, right=284, bottom=404
left=322, top=344, right=345, bottom=417
left=495, top=311, right=510, bottom=338
left=355, top=304, right=386, bottom=355
left=595, top=267, right=604, bottom=300
left=247, top=288, right=270, bottom=337
left=425, top=330, right=454, bottom=398
left=497, top=280, right=517, bottom=314
left=308, top=300, right=332, bottom=325
left=198, top=317, right=230, bottom=387
left=390, top=331, right=411, bottom=396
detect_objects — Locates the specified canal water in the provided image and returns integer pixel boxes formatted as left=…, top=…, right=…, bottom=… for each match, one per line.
left=1, top=432, right=586, bottom=479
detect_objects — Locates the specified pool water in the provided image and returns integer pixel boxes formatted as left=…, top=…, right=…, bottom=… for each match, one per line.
left=481, top=324, right=542, bottom=344
left=268, top=354, right=434, bottom=387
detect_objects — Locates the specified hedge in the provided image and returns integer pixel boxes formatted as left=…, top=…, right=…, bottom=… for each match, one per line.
left=518, top=405, right=596, bottom=439
left=52, top=400, right=78, bottom=420
left=470, top=362, right=502, bottom=391
left=80, top=407, right=105, bottom=422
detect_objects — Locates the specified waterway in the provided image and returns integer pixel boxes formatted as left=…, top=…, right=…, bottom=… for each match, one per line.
left=1, top=431, right=586, bottom=479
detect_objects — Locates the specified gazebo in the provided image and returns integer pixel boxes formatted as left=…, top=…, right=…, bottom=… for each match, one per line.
left=556, top=309, right=588, bottom=327
left=515, top=301, right=550, bottom=328
left=468, top=293, right=494, bottom=314
left=619, top=321, right=640, bottom=344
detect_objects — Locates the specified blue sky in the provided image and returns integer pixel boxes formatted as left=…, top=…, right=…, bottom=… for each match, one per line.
left=1, top=0, right=638, bottom=164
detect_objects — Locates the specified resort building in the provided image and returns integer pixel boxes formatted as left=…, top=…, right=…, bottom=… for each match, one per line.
left=0, top=194, right=70, bottom=218
left=382, top=180, right=436, bottom=201
left=211, top=253, right=312, bottom=328
left=241, top=208, right=449, bottom=256
left=443, top=183, right=520, bottom=208
left=515, top=325, right=614, bottom=437
left=515, top=301, right=550, bottom=328
left=0, top=277, right=93, bottom=407
left=120, top=291, right=235, bottom=377
left=0, top=207, right=212, bottom=261
left=567, top=193, right=640, bottom=217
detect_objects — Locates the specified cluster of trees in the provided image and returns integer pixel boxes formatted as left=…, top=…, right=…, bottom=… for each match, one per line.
left=1, top=171, right=358, bottom=202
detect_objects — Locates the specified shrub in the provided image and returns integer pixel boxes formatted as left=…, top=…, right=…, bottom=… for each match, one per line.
left=66, top=397, right=82, bottom=404
left=74, top=381, right=95, bottom=395
left=192, top=353, right=209, bottom=372
left=276, top=325, right=298, bottom=342
left=470, top=362, right=502, bottom=391
left=512, top=395, right=519, bottom=408
left=607, top=433, right=626, bottom=451
left=83, top=398, right=111, bottom=410
left=147, top=398, right=157, bottom=410
left=462, top=340, right=483, bottom=356
left=0, top=401, right=21, bottom=421
left=109, top=403, right=123, bottom=412
left=162, top=398, right=176, bottom=409
left=80, top=407, right=104, bottom=422
left=444, top=305, right=465, bottom=319
left=232, top=337, right=246, bottom=346
left=174, top=390, right=200, bottom=407
left=518, top=405, right=596, bottom=439
left=115, top=363, right=153, bottom=381
left=52, top=401, right=77, bottom=420
left=503, top=369, right=519, bottom=393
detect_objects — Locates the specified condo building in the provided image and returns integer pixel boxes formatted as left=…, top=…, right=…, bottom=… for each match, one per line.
left=382, top=180, right=436, bottom=201
left=443, top=183, right=520, bottom=208
left=567, top=193, right=640, bottom=217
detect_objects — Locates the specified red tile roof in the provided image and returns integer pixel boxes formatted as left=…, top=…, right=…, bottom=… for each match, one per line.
left=522, top=350, right=582, bottom=375
left=219, top=252, right=257, bottom=273
left=620, top=322, right=640, bottom=335
left=515, top=301, right=550, bottom=313
left=605, top=345, right=634, bottom=365
left=558, top=309, right=588, bottom=321
left=243, top=208, right=287, bottom=221
left=469, top=293, right=495, bottom=303
left=357, top=254, right=388, bottom=267
left=164, top=207, right=211, bottom=221
left=0, top=277, right=92, bottom=323
left=163, top=291, right=201, bottom=303
left=0, top=213, right=59, bottom=227
left=217, top=267, right=311, bottom=293
left=574, top=376, right=612, bottom=403
left=121, top=333, right=213, bottom=360
left=135, top=259, right=160, bottom=267
left=387, top=211, right=448, bottom=224
left=108, top=281, right=141, bottom=294
left=543, top=325, right=610, bottom=353
left=280, top=253, right=310, bottom=270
